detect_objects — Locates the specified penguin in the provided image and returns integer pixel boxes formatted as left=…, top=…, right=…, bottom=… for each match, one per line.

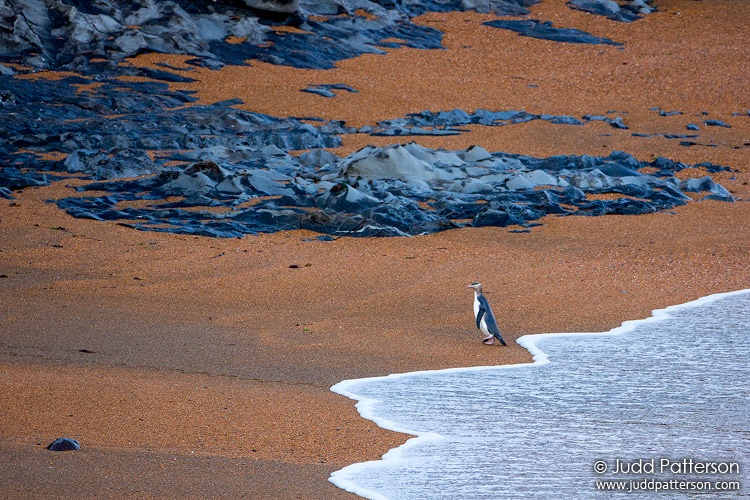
left=467, top=282, right=507, bottom=346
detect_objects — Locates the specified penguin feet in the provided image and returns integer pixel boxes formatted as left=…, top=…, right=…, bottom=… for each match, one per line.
left=482, top=336, right=495, bottom=345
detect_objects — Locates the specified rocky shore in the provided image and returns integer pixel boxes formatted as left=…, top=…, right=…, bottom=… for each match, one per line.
left=1, top=0, right=748, bottom=498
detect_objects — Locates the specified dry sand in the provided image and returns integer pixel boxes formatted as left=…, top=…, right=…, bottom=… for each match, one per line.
left=1, top=0, right=749, bottom=498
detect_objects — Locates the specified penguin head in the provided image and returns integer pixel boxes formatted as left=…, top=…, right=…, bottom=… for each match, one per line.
left=467, top=282, right=483, bottom=293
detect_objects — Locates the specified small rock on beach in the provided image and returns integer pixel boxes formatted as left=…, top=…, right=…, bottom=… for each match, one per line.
left=47, top=437, right=81, bottom=451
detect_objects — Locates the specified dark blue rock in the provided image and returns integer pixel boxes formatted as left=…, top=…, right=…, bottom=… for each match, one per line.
left=373, top=108, right=586, bottom=136
left=680, top=177, right=733, bottom=201
left=0, top=166, right=49, bottom=192
left=663, top=134, right=698, bottom=140
left=0, top=29, right=735, bottom=242
left=53, top=142, right=733, bottom=238
left=301, top=83, right=358, bottom=98
left=567, top=0, right=654, bottom=22
left=484, top=19, right=622, bottom=45
left=301, top=87, right=337, bottom=98
left=704, top=119, right=731, bottom=128
left=583, top=114, right=629, bottom=129
left=474, top=208, right=518, bottom=227
left=650, top=108, right=683, bottom=117
left=0, top=0, right=656, bottom=77
left=47, top=437, right=80, bottom=451
left=692, top=162, right=733, bottom=173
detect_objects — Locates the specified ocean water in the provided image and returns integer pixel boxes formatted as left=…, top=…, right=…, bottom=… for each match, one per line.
left=330, top=290, right=750, bottom=499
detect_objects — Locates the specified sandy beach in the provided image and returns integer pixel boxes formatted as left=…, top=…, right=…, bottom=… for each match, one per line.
left=1, top=0, right=749, bottom=497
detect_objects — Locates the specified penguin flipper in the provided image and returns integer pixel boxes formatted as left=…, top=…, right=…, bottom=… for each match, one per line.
left=476, top=306, right=485, bottom=330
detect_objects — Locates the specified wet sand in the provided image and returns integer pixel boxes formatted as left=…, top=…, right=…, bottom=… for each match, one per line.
left=1, top=0, right=749, bottom=498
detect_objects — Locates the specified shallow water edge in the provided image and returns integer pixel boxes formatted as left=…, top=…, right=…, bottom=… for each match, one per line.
left=329, top=288, right=750, bottom=499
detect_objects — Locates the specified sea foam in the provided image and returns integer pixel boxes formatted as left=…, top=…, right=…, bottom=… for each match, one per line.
left=330, top=289, right=750, bottom=499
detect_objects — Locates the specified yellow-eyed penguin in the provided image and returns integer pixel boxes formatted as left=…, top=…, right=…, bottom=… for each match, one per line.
left=467, top=282, right=506, bottom=346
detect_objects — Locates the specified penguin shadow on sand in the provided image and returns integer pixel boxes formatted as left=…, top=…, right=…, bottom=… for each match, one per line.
left=467, top=282, right=507, bottom=346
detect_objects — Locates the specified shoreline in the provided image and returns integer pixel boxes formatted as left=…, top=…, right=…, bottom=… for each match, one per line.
left=330, top=285, right=750, bottom=445
left=1, top=0, right=749, bottom=498
left=328, top=288, right=750, bottom=499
